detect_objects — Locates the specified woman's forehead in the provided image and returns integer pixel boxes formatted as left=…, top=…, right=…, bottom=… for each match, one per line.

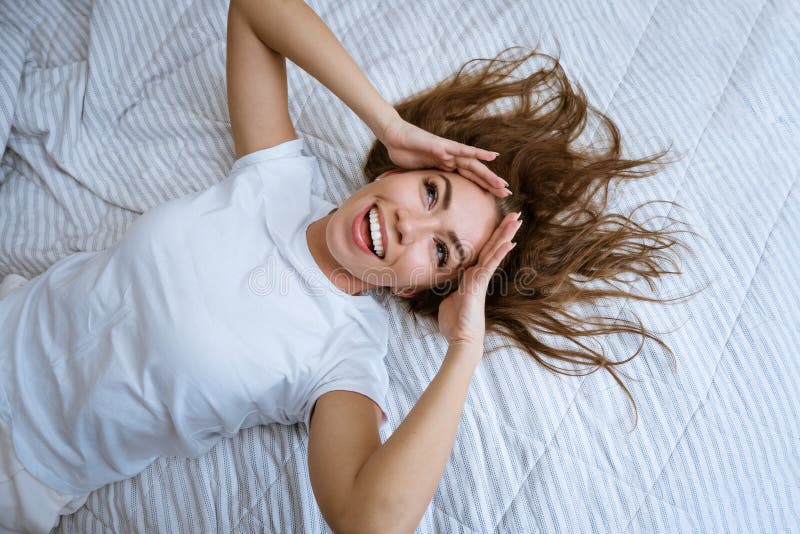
left=439, top=172, right=498, bottom=259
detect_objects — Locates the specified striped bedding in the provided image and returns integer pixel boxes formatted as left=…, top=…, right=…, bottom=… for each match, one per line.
left=1, top=0, right=797, bottom=531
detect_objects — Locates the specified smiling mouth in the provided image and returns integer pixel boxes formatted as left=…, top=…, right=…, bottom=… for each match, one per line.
left=362, top=205, right=385, bottom=258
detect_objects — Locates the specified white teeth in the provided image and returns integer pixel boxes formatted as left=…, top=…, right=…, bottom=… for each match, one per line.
left=368, top=207, right=384, bottom=257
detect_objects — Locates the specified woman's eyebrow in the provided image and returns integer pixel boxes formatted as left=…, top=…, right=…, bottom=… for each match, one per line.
left=447, top=230, right=466, bottom=268
left=437, top=173, right=466, bottom=267
left=438, top=173, right=452, bottom=209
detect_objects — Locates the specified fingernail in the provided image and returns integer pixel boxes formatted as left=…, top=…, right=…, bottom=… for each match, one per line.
left=493, top=152, right=501, bottom=157
left=515, top=211, right=522, bottom=220
left=499, top=177, right=509, bottom=187
left=504, top=188, right=513, bottom=195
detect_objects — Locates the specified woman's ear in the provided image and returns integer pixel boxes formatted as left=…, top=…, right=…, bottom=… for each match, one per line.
left=392, top=286, right=419, bottom=298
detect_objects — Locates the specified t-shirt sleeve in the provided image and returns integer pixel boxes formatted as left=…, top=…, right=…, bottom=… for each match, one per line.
left=229, top=137, right=330, bottom=204
left=301, top=345, right=391, bottom=434
left=230, top=138, right=305, bottom=173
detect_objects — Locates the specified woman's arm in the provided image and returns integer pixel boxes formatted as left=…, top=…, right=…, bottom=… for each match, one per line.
left=227, top=0, right=297, bottom=158
left=232, top=0, right=508, bottom=193
left=344, top=342, right=482, bottom=533
left=231, top=0, right=399, bottom=140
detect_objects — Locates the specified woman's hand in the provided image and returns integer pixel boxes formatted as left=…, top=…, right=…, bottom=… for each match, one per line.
left=378, top=113, right=511, bottom=197
left=437, top=212, right=523, bottom=348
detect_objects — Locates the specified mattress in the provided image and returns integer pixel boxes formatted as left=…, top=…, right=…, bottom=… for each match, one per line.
left=1, top=0, right=797, bottom=531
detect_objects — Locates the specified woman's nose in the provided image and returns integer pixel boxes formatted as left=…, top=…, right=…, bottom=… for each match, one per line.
left=396, top=207, right=435, bottom=245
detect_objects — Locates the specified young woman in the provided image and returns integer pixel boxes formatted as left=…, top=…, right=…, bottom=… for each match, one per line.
left=0, top=0, right=699, bottom=532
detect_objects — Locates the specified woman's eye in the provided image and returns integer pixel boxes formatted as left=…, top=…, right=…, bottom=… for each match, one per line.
left=424, top=178, right=448, bottom=267
left=424, top=179, right=437, bottom=207
left=436, top=241, right=449, bottom=267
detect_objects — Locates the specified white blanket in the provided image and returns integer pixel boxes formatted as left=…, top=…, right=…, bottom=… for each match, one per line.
left=1, top=0, right=797, bottom=531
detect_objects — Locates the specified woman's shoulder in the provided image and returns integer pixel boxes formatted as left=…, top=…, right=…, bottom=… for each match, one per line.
left=229, top=135, right=330, bottom=204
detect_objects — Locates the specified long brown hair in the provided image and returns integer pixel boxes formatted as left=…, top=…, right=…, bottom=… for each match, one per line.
left=363, top=46, right=707, bottom=431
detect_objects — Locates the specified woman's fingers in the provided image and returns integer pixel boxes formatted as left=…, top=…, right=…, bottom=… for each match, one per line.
left=456, top=167, right=509, bottom=197
left=446, top=139, right=499, bottom=163
left=470, top=218, right=520, bottom=289
left=484, top=218, right=522, bottom=266
left=413, top=132, right=507, bottom=194
left=471, top=240, right=517, bottom=288
left=486, top=241, right=517, bottom=273
left=476, top=213, right=522, bottom=268
left=453, top=155, right=507, bottom=189
left=434, top=138, right=506, bottom=189
left=453, top=162, right=509, bottom=197
left=456, top=166, right=481, bottom=182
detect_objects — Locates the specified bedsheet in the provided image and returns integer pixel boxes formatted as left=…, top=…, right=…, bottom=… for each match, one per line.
left=1, top=0, right=798, bottom=532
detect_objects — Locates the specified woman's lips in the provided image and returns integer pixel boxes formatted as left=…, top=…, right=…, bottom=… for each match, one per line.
left=352, top=203, right=374, bottom=255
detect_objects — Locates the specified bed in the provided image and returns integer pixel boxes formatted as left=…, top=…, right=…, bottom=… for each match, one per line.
left=1, top=0, right=798, bottom=531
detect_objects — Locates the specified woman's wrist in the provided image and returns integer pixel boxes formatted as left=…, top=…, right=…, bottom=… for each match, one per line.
left=372, top=107, right=401, bottom=143
left=445, top=339, right=484, bottom=365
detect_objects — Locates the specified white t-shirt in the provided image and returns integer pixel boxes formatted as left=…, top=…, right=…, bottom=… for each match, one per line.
left=0, top=138, right=390, bottom=494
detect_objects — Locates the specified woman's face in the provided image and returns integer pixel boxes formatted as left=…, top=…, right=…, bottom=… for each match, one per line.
left=325, top=168, right=500, bottom=293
